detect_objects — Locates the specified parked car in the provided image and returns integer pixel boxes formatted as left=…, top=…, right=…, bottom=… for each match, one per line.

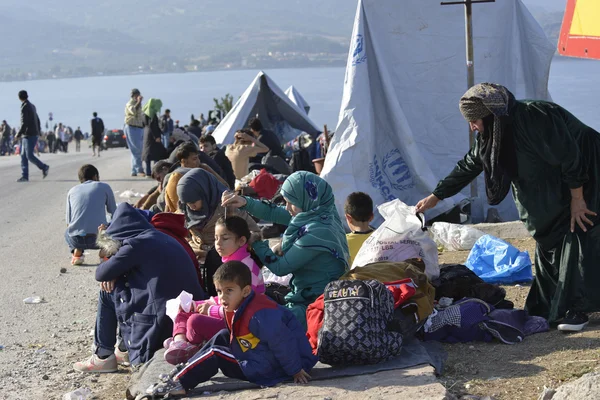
left=102, top=129, right=128, bottom=149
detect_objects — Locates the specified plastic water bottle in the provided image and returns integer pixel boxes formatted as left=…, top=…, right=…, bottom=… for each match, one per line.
left=63, top=388, right=92, bottom=400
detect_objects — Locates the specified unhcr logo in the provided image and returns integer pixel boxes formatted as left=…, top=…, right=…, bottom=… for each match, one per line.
left=352, top=34, right=367, bottom=66
left=369, top=149, right=415, bottom=201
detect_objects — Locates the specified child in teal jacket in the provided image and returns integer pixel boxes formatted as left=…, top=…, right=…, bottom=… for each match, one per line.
left=223, top=171, right=349, bottom=328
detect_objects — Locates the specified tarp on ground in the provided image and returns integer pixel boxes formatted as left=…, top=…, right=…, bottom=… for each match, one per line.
left=212, top=71, right=321, bottom=145
left=320, top=0, right=555, bottom=225
left=285, top=85, right=311, bottom=114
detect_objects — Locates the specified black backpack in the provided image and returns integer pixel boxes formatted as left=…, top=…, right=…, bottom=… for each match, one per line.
left=318, top=279, right=402, bottom=365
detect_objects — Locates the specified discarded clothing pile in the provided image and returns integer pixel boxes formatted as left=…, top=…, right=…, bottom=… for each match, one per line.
left=432, top=263, right=514, bottom=309
left=423, top=298, right=549, bottom=344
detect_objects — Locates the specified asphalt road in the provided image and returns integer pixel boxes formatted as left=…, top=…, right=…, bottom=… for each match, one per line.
left=0, top=147, right=154, bottom=399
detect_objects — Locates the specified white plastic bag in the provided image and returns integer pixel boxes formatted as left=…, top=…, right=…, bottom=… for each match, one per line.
left=351, top=199, right=440, bottom=279
left=165, top=290, right=195, bottom=322
left=430, top=222, right=485, bottom=251
left=262, top=269, right=292, bottom=287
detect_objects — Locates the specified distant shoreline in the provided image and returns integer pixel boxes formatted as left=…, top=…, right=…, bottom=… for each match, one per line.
left=0, top=62, right=347, bottom=84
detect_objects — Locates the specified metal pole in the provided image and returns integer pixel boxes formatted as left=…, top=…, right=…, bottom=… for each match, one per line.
left=464, top=1, right=478, bottom=202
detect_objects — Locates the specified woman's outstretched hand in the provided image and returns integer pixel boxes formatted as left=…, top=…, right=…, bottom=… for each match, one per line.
left=221, top=191, right=247, bottom=209
left=571, top=197, right=597, bottom=233
left=415, top=194, right=440, bottom=214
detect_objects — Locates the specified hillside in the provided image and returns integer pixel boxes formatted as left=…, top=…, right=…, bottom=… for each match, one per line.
left=0, top=0, right=566, bottom=81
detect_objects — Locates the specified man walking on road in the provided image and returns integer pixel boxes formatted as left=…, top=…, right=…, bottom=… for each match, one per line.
left=16, top=90, right=49, bottom=182
left=124, top=88, right=145, bottom=176
left=91, top=112, right=105, bottom=157
left=1, top=120, right=12, bottom=155
left=74, top=126, right=83, bottom=152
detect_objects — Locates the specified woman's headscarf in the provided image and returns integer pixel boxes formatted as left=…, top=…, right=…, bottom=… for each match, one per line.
left=142, top=98, right=163, bottom=119
left=280, top=171, right=350, bottom=269
left=177, top=168, right=227, bottom=230
left=459, top=83, right=516, bottom=205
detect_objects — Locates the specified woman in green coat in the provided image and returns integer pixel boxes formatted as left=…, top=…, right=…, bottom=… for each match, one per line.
left=416, top=83, right=600, bottom=332
left=222, top=171, right=349, bottom=328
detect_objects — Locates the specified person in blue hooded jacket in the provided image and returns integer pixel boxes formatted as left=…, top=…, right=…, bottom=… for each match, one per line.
left=73, top=203, right=205, bottom=373
left=147, top=261, right=317, bottom=398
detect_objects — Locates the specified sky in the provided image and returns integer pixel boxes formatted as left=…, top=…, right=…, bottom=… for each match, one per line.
left=521, top=0, right=566, bottom=12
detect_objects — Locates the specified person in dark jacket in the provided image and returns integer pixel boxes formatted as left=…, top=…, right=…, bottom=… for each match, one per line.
left=416, top=83, right=600, bottom=333
left=142, top=98, right=168, bottom=176
left=146, top=261, right=317, bottom=397
left=199, top=134, right=236, bottom=189
left=16, top=90, right=49, bottom=182
left=73, top=203, right=205, bottom=372
left=186, top=119, right=203, bottom=138
left=74, top=126, right=84, bottom=152
left=248, top=117, right=284, bottom=162
left=91, top=112, right=105, bottom=157
left=1, top=120, right=12, bottom=155
left=161, top=109, right=174, bottom=149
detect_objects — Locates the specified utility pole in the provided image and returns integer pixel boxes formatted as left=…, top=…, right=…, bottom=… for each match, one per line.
left=441, top=0, right=495, bottom=223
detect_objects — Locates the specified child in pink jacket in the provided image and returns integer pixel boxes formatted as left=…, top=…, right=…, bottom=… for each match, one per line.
left=164, top=216, right=264, bottom=365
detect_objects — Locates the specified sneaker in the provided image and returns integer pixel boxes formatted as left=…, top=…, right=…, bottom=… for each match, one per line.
left=73, top=354, right=118, bottom=373
left=558, top=311, right=589, bottom=332
left=71, top=255, right=85, bottom=266
left=138, top=172, right=146, bottom=178
left=43, top=165, right=49, bottom=179
left=146, top=378, right=186, bottom=397
left=164, top=341, right=199, bottom=365
left=163, top=337, right=174, bottom=349
left=114, top=348, right=130, bottom=366
left=17, top=177, right=28, bottom=182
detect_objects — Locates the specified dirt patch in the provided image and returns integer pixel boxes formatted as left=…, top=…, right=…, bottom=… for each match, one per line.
left=438, top=237, right=600, bottom=400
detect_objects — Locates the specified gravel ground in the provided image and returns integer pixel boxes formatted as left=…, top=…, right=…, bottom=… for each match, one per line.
left=0, top=148, right=150, bottom=400
left=1, top=149, right=595, bottom=400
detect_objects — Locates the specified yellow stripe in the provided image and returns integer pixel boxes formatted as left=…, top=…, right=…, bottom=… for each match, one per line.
left=570, top=0, right=600, bottom=37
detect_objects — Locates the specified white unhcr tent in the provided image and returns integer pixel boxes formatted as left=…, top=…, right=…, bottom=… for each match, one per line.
left=285, top=85, right=311, bottom=115
left=320, top=0, right=555, bottom=225
left=212, top=71, right=321, bottom=145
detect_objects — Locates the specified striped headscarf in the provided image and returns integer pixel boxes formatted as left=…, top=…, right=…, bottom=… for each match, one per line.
left=280, top=171, right=350, bottom=269
left=459, top=83, right=516, bottom=205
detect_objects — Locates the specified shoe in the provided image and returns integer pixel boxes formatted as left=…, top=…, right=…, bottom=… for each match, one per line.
left=146, top=378, right=186, bottom=397
left=17, top=177, right=28, bottom=182
left=114, top=348, right=130, bottom=366
left=71, top=255, right=85, bottom=266
left=138, top=173, right=146, bottom=178
left=131, top=173, right=137, bottom=177
left=73, top=354, right=118, bottom=373
left=164, top=341, right=199, bottom=365
left=43, top=166, right=49, bottom=179
left=163, top=337, right=174, bottom=349
left=558, top=310, right=589, bottom=332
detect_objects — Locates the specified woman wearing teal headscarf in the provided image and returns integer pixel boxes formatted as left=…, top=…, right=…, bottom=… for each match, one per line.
left=222, top=171, right=349, bottom=328
left=142, top=98, right=167, bottom=176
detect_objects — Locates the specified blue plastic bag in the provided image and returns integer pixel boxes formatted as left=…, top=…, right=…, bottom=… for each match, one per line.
left=465, top=235, right=533, bottom=284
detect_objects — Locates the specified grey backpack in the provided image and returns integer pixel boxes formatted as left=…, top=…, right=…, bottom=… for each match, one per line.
left=318, top=279, right=402, bottom=365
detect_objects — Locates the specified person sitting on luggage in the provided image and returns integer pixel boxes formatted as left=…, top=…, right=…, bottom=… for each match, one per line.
left=221, top=171, right=349, bottom=328
left=147, top=261, right=317, bottom=398
left=344, top=192, right=375, bottom=265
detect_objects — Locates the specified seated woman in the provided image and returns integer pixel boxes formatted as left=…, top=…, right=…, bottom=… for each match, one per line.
left=222, top=171, right=349, bottom=328
left=177, top=168, right=259, bottom=295
left=73, top=203, right=205, bottom=373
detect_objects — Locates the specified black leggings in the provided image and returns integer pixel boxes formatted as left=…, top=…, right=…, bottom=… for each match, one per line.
left=203, top=247, right=222, bottom=296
